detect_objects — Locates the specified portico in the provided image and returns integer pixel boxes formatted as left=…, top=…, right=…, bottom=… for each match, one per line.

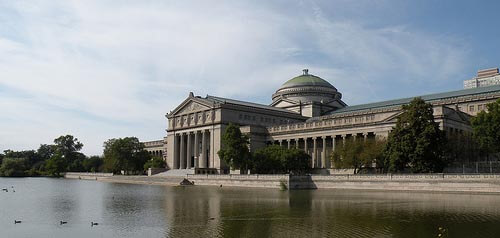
left=173, top=129, right=211, bottom=169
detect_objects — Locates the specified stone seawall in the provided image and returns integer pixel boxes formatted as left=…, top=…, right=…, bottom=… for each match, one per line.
left=186, top=174, right=289, bottom=188
left=65, top=173, right=500, bottom=194
left=64, top=172, right=113, bottom=180
left=293, top=174, right=500, bottom=193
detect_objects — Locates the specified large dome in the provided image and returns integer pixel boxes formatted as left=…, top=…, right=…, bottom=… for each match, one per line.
left=280, top=71, right=336, bottom=89
left=272, top=69, right=342, bottom=104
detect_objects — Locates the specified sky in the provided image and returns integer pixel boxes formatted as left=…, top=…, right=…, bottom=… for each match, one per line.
left=1, top=0, right=499, bottom=155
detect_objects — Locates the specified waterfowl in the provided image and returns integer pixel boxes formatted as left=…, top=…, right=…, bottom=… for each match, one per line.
left=60, top=221, right=67, bottom=225
left=91, top=222, right=99, bottom=226
left=14, top=220, right=21, bottom=224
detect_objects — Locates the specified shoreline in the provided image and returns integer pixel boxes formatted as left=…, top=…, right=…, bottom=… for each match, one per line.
left=63, top=172, right=500, bottom=195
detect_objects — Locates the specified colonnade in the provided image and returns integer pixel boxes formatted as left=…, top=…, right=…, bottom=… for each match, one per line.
left=173, top=130, right=211, bottom=169
left=148, top=150, right=163, bottom=157
left=273, top=132, right=376, bottom=169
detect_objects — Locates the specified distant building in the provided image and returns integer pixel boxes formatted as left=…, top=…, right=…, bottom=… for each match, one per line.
left=143, top=138, right=167, bottom=159
left=464, top=68, right=500, bottom=89
left=143, top=68, right=500, bottom=174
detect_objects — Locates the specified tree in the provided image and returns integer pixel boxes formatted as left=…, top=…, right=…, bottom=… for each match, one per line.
left=218, top=123, right=251, bottom=170
left=37, top=144, right=56, bottom=161
left=54, top=135, right=83, bottom=156
left=331, top=138, right=385, bottom=174
left=0, top=152, right=4, bottom=166
left=103, top=137, right=150, bottom=174
left=45, top=153, right=67, bottom=176
left=0, top=158, right=27, bottom=177
left=144, top=156, right=166, bottom=170
left=252, top=145, right=286, bottom=174
left=444, top=133, right=481, bottom=163
left=471, top=99, right=500, bottom=158
left=43, top=135, right=86, bottom=174
left=282, top=148, right=310, bottom=174
left=360, top=139, right=386, bottom=171
left=83, top=156, right=104, bottom=172
left=383, top=98, right=446, bottom=173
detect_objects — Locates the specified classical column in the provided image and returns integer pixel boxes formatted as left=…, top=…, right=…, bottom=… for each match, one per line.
left=279, top=140, right=283, bottom=147
left=287, top=139, right=291, bottom=149
left=304, top=138, right=308, bottom=155
left=296, top=139, right=299, bottom=149
left=187, top=133, right=192, bottom=168
left=330, top=136, right=336, bottom=169
left=313, top=137, right=317, bottom=168
left=174, top=134, right=180, bottom=169
left=201, top=130, right=207, bottom=168
left=322, top=136, right=326, bottom=169
left=194, top=131, right=199, bottom=168
left=342, top=135, right=346, bottom=145
left=180, top=133, right=186, bottom=169
left=208, top=129, right=214, bottom=169
left=363, top=133, right=368, bottom=142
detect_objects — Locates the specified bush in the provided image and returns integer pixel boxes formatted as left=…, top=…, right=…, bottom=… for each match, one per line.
left=251, top=145, right=310, bottom=174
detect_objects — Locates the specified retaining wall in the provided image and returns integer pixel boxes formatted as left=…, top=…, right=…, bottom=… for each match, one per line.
left=293, top=174, right=500, bottom=193
left=65, top=172, right=500, bottom=194
left=64, top=172, right=113, bottom=180
left=186, top=174, right=289, bottom=188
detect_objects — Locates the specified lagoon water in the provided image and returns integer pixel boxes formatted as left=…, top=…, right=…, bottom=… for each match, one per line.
left=2, top=178, right=500, bottom=237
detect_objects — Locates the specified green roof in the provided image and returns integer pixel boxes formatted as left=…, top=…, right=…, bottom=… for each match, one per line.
left=281, top=74, right=334, bottom=88
left=329, top=85, right=500, bottom=114
left=204, top=95, right=305, bottom=116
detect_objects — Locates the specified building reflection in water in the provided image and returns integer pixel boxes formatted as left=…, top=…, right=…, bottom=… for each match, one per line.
left=162, top=187, right=500, bottom=238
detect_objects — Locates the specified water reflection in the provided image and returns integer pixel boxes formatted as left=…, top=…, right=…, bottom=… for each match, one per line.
left=161, top=187, right=500, bottom=238
left=3, top=178, right=500, bottom=238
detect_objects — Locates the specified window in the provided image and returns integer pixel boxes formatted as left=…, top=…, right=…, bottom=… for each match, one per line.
left=478, top=105, right=483, bottom=111
left=469, top=105, right=475, bottom=112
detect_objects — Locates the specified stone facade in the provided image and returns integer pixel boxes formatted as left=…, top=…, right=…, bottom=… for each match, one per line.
left=142, top=69, right=500, bottom=174
left=143, top=139, right=167, bottom=159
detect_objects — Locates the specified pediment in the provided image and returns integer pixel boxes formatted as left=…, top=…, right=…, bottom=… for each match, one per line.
left=169, top=97, right=213, bottom=117
left=178, top=101, right=210, bottom=114
left=442, top=107, right=471, bottom=123
left=381, top=111, right=404, bottom=123
left=270, top=97, right=300, bottom=107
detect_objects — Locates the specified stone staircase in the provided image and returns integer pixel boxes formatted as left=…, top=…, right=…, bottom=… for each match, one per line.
left=154, top=169, right=195, bottom=177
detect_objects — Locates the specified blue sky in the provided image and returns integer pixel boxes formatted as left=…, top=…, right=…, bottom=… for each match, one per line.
left=0, top=0, right=499, bottom=155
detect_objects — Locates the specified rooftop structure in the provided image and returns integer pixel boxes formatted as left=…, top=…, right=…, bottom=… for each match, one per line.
left=464, top=68, right=500, bottom=89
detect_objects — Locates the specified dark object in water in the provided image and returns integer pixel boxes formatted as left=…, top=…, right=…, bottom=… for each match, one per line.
left=91, top=222, right=99, bottom=227
left=14, top=220, right=21, bottom=224
left=180, top=179, right=194, bottom=186
left=209, top=217, right=215, bottom=220
left=60, top=221, right=67, bottom=225
left=2, top=188, right=8, bottom=192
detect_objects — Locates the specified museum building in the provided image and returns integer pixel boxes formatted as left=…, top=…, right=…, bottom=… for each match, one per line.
left=148, top=68, right=500, bottom=174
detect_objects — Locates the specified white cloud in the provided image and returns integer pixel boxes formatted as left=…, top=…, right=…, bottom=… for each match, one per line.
left=0, top=1, right=470, bottom=155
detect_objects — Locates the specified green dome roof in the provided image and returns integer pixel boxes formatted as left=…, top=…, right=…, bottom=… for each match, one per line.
left=280, top=69, right=334, bottom=89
